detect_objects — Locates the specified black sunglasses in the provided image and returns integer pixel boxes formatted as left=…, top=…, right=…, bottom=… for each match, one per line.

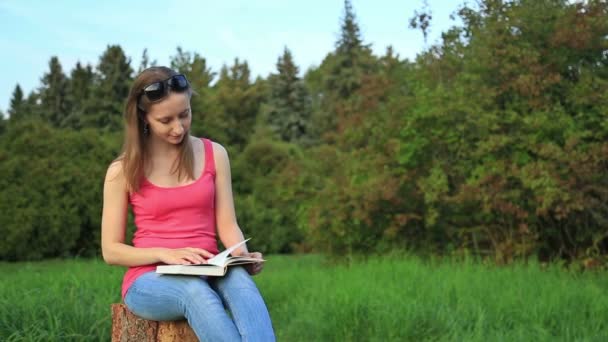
left=139, top=74, right=189, bottom=103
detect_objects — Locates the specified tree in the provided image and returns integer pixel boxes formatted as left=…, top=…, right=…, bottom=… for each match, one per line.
left=325, top=0, right=375, bottom=99
left=170, top=47, right=216, bottom=135
left=8, top=84, right=25, bottom=121
left=264, top=47, right=312, bottom=144
left=212, top=58, right=264, bottom=150
left=39, top=56, right=69, bottom=126
left=232, top=139, right=306, bottom=253
left=312, top=0, right=378, bottom=144
left=170, top=47, right=215, bottom=91
left=137, top=48, right=157, bottom=73
left=408, top=0, right=433, bottom=43
left=62, top=62, right=95, bottom=129
left=0, top=111, right=5, bottom=135
left=0, top=119, right=122, bottom=260
left=85, top=45, right=133, bottom=130
left=394, top=0, right=608, bottom=262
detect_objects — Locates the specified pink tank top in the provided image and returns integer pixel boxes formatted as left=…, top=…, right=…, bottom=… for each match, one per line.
left=121, top=137, right=219, bottom=300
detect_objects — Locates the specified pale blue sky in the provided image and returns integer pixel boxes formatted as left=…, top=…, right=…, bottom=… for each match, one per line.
left=0, top=0, right=464, bottom=113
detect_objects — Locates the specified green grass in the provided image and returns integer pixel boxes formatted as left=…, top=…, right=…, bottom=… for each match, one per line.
left=1, top=254, right=607, bottom=341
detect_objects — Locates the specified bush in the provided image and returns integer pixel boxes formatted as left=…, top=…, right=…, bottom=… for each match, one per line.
left=0, top=120, right=120, bottom=260
left=232, top=139, right=306, bottom=253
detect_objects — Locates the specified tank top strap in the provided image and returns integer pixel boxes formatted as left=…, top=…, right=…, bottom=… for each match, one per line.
left=202, top=138, right=216, bottom=175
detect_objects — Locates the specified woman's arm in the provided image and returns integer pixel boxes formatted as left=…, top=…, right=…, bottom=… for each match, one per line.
left=213, top=143, right=250, bottom=257
left=101, top=161, right=212, bottom=266
left=213, top=142, right=264, bottom=275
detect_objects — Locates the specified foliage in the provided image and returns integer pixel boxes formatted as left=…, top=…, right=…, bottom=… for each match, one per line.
left=170, top=47, right=216, bottom=137
left=39, top=57, right=69, bottom=126
left=84, top=45, right=133, bottom=131
left=262, top=47, right=313, bottom=145
left=8, top=84, right=25, bottom=121
left=0, top=121, right=120, bottom=260
left=232, top=139, right=306, bottom=253
left=2, top=0, right=607, bottom=263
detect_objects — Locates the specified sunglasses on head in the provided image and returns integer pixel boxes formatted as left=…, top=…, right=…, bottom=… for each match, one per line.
left=139, top=74, right=189, bottom=103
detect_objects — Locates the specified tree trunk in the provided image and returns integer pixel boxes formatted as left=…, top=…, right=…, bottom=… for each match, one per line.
left=111, top=303, right=199, bottom=342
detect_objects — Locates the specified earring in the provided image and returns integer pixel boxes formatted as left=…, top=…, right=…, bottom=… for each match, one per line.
left=143, top=122, right=149, bottom=135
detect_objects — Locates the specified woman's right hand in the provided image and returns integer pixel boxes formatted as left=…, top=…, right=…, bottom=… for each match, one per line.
left=157, top=247, right=215, bottom=265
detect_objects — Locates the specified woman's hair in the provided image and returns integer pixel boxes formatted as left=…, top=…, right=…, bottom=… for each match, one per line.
left=115, top=66, right=195, bottom=194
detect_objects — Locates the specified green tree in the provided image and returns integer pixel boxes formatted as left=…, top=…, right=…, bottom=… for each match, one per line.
left=312, top=0, right=378, bottom=144
left=0, top=120, right=121, bottom=260
left=395, top=0, right=608, bottom=262
left=0, top=111, right=5, bottom=135
left=303, top=51, right=414, bottom=257
left=39, top=56, right=69, bottom=126
left=22, top=91, right=42, bottom=120
left=212, top=59, right=264, bottom=150
left=85, top=45, right=133, bottom=130
left=325, top=0, right=375, bottom=99
left=170, top=47, right=216, bottom=136
left=137, top=48, right=157, bottom=73
left=232, top=139, right=306, bottom=253
left=62, top=62, right=95, bottom=129
left=7, top=84, right=25, bottom=121
left=263, top=47, right=312, bottom=144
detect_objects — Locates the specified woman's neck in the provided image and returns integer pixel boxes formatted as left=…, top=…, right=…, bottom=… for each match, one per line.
left=146, top=135, right=185, bottom=159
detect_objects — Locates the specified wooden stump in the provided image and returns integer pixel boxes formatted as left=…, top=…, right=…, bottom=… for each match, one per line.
left=111, top=303, right=198, bottom=342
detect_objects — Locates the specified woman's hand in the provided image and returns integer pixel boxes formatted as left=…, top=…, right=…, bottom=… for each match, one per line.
left=244, top=252, right=264, bottom=275
left=158, top=247, right=215, bottom=265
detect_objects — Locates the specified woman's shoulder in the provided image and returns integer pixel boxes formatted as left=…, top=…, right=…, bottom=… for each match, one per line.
left=210, top=140, right=229, bottom=163
left=105, top=157, right=126, bottom=184
left=196, top=136, right=228, bottom=160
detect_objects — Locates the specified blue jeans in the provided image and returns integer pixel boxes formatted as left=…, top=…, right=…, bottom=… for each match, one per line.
left=124, top=266, right=276, bottom=342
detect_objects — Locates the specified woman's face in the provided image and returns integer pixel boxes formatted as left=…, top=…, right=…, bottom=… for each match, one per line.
left=144, top=92, right=192, bottom=145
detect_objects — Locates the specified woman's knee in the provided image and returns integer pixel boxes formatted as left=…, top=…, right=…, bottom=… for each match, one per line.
left=125, top=277, right=186, bottom=321
left=128, top=274, right=217, bottom=307
left=217, top=266, right=257, bottom=290
left=178, top=276, right=223, bottom=304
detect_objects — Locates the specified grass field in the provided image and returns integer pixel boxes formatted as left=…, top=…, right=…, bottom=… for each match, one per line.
left=1, top=254, right=607, bottom=341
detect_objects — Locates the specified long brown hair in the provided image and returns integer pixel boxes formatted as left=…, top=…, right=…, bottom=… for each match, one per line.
left=115, top=66, right=195, bottom=193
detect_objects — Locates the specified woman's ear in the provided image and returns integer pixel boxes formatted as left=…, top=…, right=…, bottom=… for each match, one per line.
left=138, top=111, right=148, bottom=125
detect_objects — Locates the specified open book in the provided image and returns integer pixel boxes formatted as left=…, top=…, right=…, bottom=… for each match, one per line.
left=156, top=239, right=264, bottom=276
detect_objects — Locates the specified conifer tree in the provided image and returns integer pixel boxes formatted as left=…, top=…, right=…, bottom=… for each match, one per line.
left=85, top=45, right=133, bottom=130
left=62, top=62, right=94, bottom=128
left=39, top=56, right=69, bottom=126
left=170, top=47, right=215, bottom=91
left=265, top=47, right=311, bottom=144
left=311, top=0, right=377, bottom=144
left=170, top=47, right=216, bottom=135
left=0, top=110, right=5, bottom=135
left=8, top=84, right=25, bottom=121
left=24, top=91, right=41, bottom=119
left=213, top=58, right=263, bottom=149
left=138, top=48, right=151, bottom=73
left=326, top=0, right=374, bottom=99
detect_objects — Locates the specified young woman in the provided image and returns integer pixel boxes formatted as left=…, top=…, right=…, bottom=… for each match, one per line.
left=101, top=66, right=275, bottom=341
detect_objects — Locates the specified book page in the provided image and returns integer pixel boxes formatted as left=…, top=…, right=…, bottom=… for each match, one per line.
left=207, top=238, right=251, bottom=266
left=225, top=257, right=266, bottom=266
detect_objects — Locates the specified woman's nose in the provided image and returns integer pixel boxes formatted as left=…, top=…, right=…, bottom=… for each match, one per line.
left=173, top=121, right=184, bottom=134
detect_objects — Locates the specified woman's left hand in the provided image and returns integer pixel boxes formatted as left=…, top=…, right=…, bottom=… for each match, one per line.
left=244, top=252, right=264, bottom=275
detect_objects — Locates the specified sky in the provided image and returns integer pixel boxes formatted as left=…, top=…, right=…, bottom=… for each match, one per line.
left=0, top=0, right=465, bottom=114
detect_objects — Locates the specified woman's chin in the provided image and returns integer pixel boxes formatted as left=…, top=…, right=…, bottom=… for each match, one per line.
left=167, top=134, right=185, bottom=144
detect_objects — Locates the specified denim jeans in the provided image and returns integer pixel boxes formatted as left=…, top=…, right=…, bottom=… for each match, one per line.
left=124, top=266, right=276, bottom=342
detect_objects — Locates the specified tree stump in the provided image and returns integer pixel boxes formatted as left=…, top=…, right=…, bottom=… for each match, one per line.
left=111, top=303, right=198, bottom=342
